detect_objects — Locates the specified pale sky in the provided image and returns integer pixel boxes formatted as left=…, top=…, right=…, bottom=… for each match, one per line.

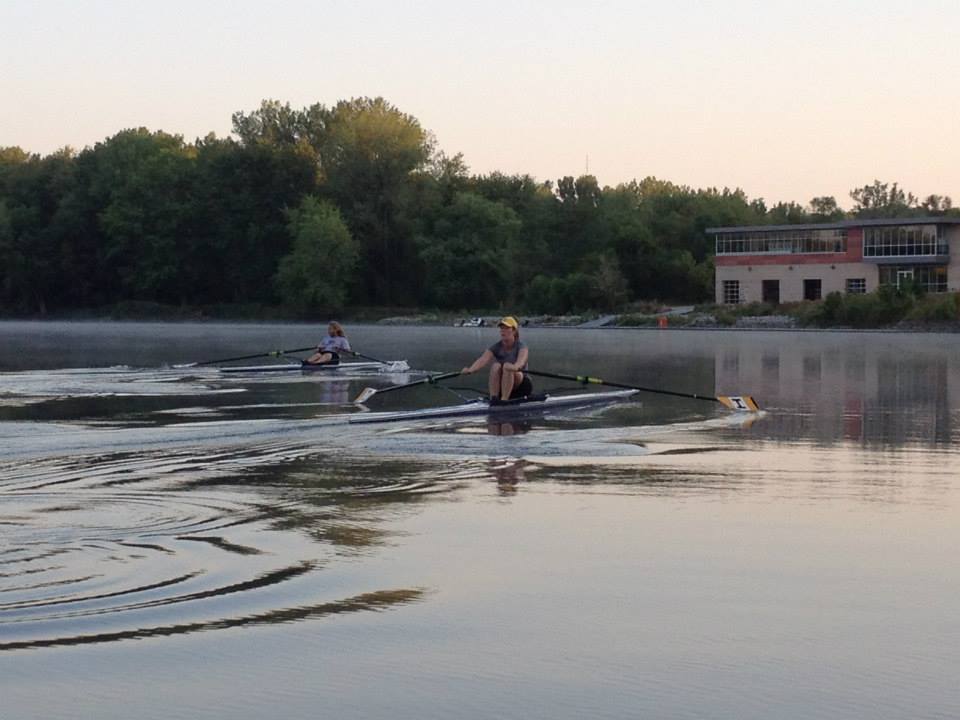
left=3, top=0, right=958, bottom=207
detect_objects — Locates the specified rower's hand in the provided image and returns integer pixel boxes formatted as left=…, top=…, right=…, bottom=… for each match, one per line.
left=461, top=367, right=472, bottom=375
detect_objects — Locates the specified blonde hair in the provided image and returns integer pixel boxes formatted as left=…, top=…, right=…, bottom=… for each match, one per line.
left=328, top=321, right=345, bottom=337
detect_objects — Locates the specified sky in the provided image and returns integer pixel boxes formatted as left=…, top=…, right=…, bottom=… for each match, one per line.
left=2, top=0, right=959, bottom=207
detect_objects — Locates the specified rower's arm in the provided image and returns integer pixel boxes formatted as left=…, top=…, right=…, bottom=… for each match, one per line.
left=462, top=350, right=493, bottom=374
left=505, top=346, right=528, bottom=372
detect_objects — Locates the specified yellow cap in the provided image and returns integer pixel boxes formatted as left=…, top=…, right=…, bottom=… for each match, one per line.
left=498, top=316, right=519, bottom=329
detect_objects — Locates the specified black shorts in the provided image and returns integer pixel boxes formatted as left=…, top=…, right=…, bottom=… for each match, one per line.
left=509, top=374, right=533, bottom=400
left=307, top=351, right=339, bottom=366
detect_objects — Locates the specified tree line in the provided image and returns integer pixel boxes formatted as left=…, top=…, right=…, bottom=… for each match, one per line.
left=1, top=97, right=956, bottom=316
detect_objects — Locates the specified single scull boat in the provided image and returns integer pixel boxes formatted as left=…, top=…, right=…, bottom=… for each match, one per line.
left=219, top=360, right=409, bottom=374
left=348, top=389, right=639, bottom=424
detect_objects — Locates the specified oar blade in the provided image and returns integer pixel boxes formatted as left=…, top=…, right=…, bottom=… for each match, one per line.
left=354, top=387, right=378, bottom=404
left=717, top=395, right=760, bottom=412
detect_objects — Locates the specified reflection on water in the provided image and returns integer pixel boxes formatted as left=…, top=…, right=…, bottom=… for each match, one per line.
left=489, top=458, right=528, bottom=494
left=2, top=322, right=960, bottom=720
left=716, top=331, right=960, bottom=448
left=485, top=419, right=533, bottom=436
left=0, top=449, right=461, bottom=654
left=316, top=379, right=351, bottom=405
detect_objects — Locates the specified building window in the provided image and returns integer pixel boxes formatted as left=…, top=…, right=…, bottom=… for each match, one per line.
left=846, top=278, right=866, bottom=294
left=722, top=280, right=740, bottom=305
left=878, top=265, right=948, bottom=292
left=762, top=353, right=779, bottom=380
left=804, top=279, right=822, bottom=301
left=715, top=228, right=847, bottom=256
left=803, top=354, right=821, bottom=381
left=863, top=225, right=946, bottom=257
left=762, top=279, right=780, bottom=304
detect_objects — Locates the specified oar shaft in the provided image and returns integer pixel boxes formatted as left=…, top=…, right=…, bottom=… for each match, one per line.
left=526, top=369, right=720, bottom=404
left=349, top=350, right=390, bottom=364
left=376, top=371, right=461, bottom=396
left=195, top=346, right=316, bottom=366
left=354, top=371, right=461, bottom=403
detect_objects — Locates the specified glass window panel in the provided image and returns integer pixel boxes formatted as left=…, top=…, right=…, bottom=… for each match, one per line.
left=722, top=280, right=740, bottom=304
left=846, top=278, right=866, bottom=294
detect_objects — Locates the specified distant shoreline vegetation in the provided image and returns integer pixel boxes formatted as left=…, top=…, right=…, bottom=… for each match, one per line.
left=1, top=97, right=957, bottom=319
left=3, top=286, right=958, bottom=333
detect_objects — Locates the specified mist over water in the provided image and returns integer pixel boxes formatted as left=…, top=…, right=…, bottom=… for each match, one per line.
left=2, top=321, right=959, bottom=720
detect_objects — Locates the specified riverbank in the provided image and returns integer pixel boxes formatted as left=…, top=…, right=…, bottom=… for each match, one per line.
left=4, top=293, right=960, bottom=332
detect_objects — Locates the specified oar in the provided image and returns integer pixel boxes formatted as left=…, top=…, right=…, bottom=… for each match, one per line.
left=175, top=346, right=316, bottom=368
left=525, top=369, right=760, bottom=412
left=353, top=371, right=461, bottom=404
left=347, top=350, right=409, bottom=372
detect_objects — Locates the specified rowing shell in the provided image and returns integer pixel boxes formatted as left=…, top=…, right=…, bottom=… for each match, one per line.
left=219, top=360, right=408, bottom=374
left=349, top=389, right=639, bottom=424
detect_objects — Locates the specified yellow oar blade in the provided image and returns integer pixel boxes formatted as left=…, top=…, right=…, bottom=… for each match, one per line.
left=717, top=395, right=760, bottom=412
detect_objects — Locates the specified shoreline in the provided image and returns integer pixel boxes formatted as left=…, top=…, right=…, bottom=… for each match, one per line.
left=1, top=315, right=958, bottom=334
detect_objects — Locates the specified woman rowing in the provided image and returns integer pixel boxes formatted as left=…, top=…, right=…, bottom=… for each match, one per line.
left=305, top=321, right=351, bottom=366
left=461, top=316, right=532, bottom=404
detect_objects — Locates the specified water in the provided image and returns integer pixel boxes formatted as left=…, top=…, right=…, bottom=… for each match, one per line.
left=1, top=321, right=958, bottom=719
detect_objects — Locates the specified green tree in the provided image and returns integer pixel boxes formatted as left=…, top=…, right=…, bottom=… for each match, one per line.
left=766, top=201, right=811, bottom=224
left=471, top=172, right=557, bottom=287
left=231, top=99, right=328, bottom=160
left=554, top=175, right=605, bottom=272
left=809, top=195, right=845, bottom=220
left=920, top=194, right=953, bottom=215
left=415, top=192, right=521, bottom=309
left=275, top=197, right=358, bottom=311
left=86, top=129, right=197, bottom=303
left=0, top=148, right=79, bottom=314
left=849, top=180, right=919, bottom=218
left=188, top=136, right=318, bottom=304
left=320, top=97, right=432, bottom=304
left=587, top=253, right=630, bottom=310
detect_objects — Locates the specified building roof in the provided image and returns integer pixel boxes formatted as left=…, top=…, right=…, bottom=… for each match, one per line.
left=706, top=217, right=960, bottom=234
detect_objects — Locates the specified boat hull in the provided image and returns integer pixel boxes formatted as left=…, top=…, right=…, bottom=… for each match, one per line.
left=349, top=389, right=639, bottom=424
left=219, top=361, right=402, bottom=374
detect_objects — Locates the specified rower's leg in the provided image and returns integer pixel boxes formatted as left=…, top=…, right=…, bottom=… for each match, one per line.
left=500, top=368, right=520, bottom=400
left=306, top=352, right=333, bottom=366
left=488, top=364, right=502, bottom=399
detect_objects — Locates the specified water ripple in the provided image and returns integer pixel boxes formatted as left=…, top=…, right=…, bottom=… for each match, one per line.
left=0, top=588, right=425, bottom=652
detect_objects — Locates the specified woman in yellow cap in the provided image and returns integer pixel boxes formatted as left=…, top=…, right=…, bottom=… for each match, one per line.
left=461, top=316, right=532, bottom=403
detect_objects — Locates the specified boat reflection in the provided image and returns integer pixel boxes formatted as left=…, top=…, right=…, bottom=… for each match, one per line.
left=317, top=380, right=350, bottom=404
left=489, top=458, right=528, bottom=493
left=485, top=419, right=533, bottom=436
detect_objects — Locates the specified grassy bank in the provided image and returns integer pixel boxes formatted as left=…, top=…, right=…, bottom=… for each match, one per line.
left=621, top=289, right=960, bottom=331
left=4, top=290, right=960, bottom=332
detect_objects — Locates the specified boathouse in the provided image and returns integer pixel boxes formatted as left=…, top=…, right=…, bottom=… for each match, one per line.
left=707, top=218, right=960, bottom=304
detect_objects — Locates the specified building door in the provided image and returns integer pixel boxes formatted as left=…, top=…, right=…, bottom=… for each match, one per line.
left=762, top=280, right=780, bottom=304
left=803, top=279, right=822, bottom=301
left=896, top=269, right=914, bottom=288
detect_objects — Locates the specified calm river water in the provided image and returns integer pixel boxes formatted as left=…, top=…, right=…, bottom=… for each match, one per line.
left=1, top=321, right=958, bottom=720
